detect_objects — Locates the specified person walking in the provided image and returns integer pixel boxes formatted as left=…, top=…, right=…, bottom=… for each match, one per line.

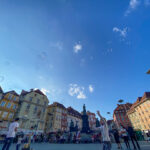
left=16, top=135, right=23, bottom=150
left=120, top=125, right=131, bottom=149
left=112, top=126, right=122, bottom=149
left=2, top=118, right=19, bottom=150
left=127, top=126, right=141, bottom=150
left=97, top=111, right=111, bottom=150
left=76, top=131, right=81, bottom=144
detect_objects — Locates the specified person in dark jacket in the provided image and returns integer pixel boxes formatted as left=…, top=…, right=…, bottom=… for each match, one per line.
left=120, top=125, right=131, bottom=149
left=112, top=126, right=122, bottom=149
left=127, top=126, right=141, bottom=150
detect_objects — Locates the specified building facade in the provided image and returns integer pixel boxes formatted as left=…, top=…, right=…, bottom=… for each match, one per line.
left=0, top=86, right=3, bottom=100
left=45, top=102, right=67, bottom=133
left=87, top=111, right=96, bottom=130
left=127, top=92, right=150, bottom=131
left=67, top=107, right=82, bottom=131
left=16, top=89, right=49, bottom=134
left=0, top=90, right=19, bottom=133
left=113, top=103, right=132, bottom=128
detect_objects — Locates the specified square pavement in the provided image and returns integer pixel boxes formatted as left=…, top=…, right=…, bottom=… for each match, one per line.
left=1, top=141, right=150, bottom=150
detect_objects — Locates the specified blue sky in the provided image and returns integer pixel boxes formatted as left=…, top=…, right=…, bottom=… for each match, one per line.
left=0, top=0, right=150, bottom=119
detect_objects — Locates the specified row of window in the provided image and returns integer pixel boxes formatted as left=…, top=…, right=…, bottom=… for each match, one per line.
left=28, top=97, right=47, bottom=106
left=25, top=104, right=45, bottom=113
left=0, top=101, right=17, bottom=109
left=0, top=111, right=14, bottom=119
left=7, top=95, right=18, bottom=101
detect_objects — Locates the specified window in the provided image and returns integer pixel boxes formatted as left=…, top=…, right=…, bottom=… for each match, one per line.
left=26, top=104, right=30, bottom=110
left=0, top=101, right=6, bottom=107
left=34, top=106, right=37, bottom=113
left=8, top=113, right=13, bottom=118
left=2, top=112, right=8, bottom=118
left=37, top=99, right=40, bottom=104
left=13, top=104, right=16, bottom=110
left=8, top=95, right=12, bottom=100
left=44, top=101, right=46, bottom=106
left=43, top=108, right=45, bottom=113
left=13, top=96, right=16, bottom=101
left=7, top=103, right=12, bottom=108
left=29, top=97, right=33, bottom=101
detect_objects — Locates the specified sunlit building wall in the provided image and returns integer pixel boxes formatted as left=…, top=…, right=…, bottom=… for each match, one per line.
left=127, top=92, right=150, bottom=131
left=16, top=89, right=49, bottom=134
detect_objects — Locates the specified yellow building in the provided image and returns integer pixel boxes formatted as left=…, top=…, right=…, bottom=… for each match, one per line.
left=127, top=92, right=150, bottom=131
left=45, top=102, right=67, bottom=133
left=0, top=89, right=19, bottom=132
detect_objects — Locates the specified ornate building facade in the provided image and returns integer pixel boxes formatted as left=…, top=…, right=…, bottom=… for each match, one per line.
left=127, top=92, right=150, bottom=131
left=45, top=102, right=67, bottom=133
left=16, top=89, right=49, bottom=134
left=0, top=89, right=19, bottom=133
left=87, top=111, right=96, bottom=130
left=113, top=103, right=132, bottom=128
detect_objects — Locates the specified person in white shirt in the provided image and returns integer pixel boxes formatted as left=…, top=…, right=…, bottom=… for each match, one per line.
left=97, top=111, right=111, bottom=150
left=2, top=118, right=19, bottom=150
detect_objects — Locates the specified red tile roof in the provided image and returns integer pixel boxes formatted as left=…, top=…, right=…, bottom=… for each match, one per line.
left=87, top=111, right=96, bottom=116
left=67, top=107, right=82, bottom=118
left=50, top=102, right=66, bottom=109
left=114, top=103, right=132, bottom=113
left=127, top=92, right=150, bottom=114
left=21, top=89, right=46, bottom=96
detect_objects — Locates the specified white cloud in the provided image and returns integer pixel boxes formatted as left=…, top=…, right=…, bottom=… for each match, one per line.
left=68, top=84, right=86, bottom=99
left=144, top=0, right=150, bottom=6
left=125, top=0, right=140, bottom=16
left=77, top=91, right=86, bottom=99
left=73, top=43, right=82, bottom=53
left=41, top=88, right=50, bottom=95
left=89, top=85, right=94, bottom=93
left=113, top=27, right=128, bottom=38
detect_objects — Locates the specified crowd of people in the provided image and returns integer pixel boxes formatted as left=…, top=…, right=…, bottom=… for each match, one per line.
left=1, top=111, right=148, bottom=150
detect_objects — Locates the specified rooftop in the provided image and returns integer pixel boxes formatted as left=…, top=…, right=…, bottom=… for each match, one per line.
left=67, top=107, right=82, bottom=118
left=127, top=92, right=150, bottom=114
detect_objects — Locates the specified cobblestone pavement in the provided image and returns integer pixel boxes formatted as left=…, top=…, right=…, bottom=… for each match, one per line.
left=1, top=141, right=150, bottom=150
